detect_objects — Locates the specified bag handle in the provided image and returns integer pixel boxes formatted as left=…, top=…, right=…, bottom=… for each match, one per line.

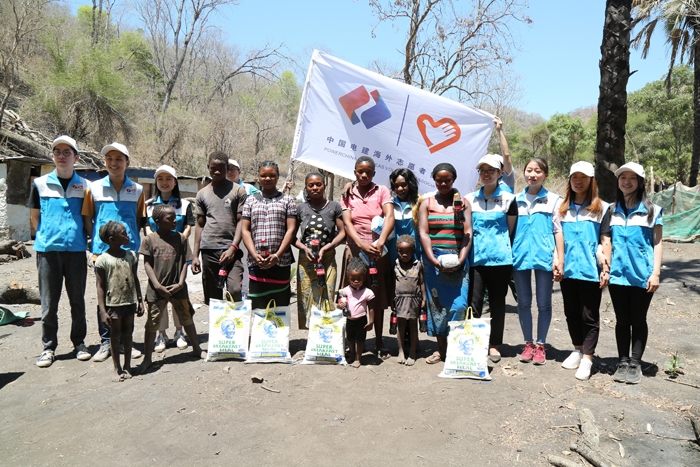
left=265, top=299, right=277, bottom=317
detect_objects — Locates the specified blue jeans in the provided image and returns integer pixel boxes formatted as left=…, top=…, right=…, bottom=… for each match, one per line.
left=512, top=269, right=553, bottom=344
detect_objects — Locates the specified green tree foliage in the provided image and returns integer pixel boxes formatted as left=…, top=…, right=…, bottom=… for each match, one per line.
left=627, top=65, right=694, bottom=183
left=545, top=114, right=595, bottom=175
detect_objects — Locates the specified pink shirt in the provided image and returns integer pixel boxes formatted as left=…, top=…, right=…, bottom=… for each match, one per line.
left=341, top=183, right=392, bottom=245
left=342, top=286, right=375, bottom=319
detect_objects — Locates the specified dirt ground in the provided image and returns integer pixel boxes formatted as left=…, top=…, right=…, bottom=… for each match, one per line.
left=1, top=242, right=699, bottom=467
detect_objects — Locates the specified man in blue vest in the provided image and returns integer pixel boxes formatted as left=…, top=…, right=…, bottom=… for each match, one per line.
left=82, top=142, right=145, bottom=362
left=28, top=136, right=91, bottom=367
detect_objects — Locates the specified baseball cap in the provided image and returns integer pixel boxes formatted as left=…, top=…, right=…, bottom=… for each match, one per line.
left=614, top=162, right=645, bottom=179
left=154, top=165, right=177, bottom=179
left=476, top=154, right=503, bottom=170
left=52, top=135, right=79, bottom=154
left=569, top=161, right=595, bottom=177
left=101, top=142, right=130, bottom=159
left=228, top=159, right=241, bottom=169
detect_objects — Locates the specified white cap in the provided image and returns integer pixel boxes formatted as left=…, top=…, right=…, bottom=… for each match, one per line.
left=101, top=142, right=130, bottom=159
left=614, top=162, right=645, bottom=179
left=569, top=161, right=594, bottom=177
left=52, top=135, right=79, bottom=154
left=154, top=165, right=177, bottom=179
left=228, top=159, right=240, bottom=169
left=475, top=154, right=503, bottom=170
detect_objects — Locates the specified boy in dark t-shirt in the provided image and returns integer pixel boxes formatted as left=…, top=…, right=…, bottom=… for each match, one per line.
left=137, top=205, right=205, bottom=373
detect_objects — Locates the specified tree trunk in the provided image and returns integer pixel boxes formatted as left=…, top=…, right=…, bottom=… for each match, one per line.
left=595, top=0, right=632, bottom=202
left=690, top=25, right=700, bottom=187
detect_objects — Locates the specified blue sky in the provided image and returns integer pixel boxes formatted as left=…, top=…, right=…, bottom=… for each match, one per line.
left=84, top=0, right=669, bottom=119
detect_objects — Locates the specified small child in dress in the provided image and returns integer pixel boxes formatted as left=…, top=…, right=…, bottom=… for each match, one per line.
left=94, top=221, right=145, bottom=382
left=337, top=257, right=375, bottom=368
left=137, top=205, right=205, bottom=374
left=393, top=235, right=426, bottom=366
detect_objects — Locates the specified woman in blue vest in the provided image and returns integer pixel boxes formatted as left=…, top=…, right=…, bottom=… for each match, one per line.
left=387, top=168, right=421, bottom=265
left=558, top=161, right=611, bottom=381
left=601, top=162, right=662, bottom=385
left=512, top=158, right=563, bottom=366
left=145, top=165, right=195, bottom=352
left=466, top=154, right=518, bottom=363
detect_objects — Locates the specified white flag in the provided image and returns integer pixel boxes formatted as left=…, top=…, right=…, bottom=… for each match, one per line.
left=291, top=51, right=495, bottom=194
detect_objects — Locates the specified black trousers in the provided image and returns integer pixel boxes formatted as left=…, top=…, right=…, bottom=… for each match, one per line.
left=37, top=251, right=87, bottom=351
left=560, top=278, right=602, bottom=356
left=469, top=265, right=512, bottom=346
left=201, top=249, right=244, bottom=305
left=609, top=284, right=654, bottom=362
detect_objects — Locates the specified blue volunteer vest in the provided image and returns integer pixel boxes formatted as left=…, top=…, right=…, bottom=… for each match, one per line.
left=388, top=197, right=421, bottom=264
left=147, top=197, right=191, bottom=233
left=512, top=187, right=560, bottom=271
left=90, top=175, right=143, bottom=254
left=33, top=170, right=88, bottom=252
left=609, top=202, right=663, bottom=289
left=467, top=184, right=516, bottom=267
left=561, top=200, right=610, bottom=282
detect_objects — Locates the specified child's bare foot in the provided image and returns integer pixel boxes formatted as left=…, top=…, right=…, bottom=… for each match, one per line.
left=122, top=368, right=133, bottom=379
left=192, top=348, right=206, bottom=360
left=136, top=359, right=154, bottom=375
left=347, top=354, right=356, bottom=365
left=112, top=370, right=124, bottom=382
left=397, top=354, right=406, bottom=364
left=405, top=357, right=415, bottom=366
left=350, top=360, right=361, bottom=368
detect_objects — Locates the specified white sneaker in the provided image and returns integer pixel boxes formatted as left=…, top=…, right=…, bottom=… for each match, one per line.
left=75, top=344, right=92, bottom=361
left=119, top=346, right=143, bottom=358
left=562, top=350, right=582, bottom=369
left=91, top=342, right=111, bottom=362
left=37, top=350, right=55, bottom=368
left=154, top=333, right=167, bottom=353
left=175, top=331, right=188, bottom=350
left=575, top=357, right=593, bottom=380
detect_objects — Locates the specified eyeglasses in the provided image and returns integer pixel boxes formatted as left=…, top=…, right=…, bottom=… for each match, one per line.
left=52, top=149, right=75, bottom=157
left=478, top=168, right=498, bottom=175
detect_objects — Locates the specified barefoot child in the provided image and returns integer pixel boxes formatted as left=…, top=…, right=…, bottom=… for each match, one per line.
left=393, top=235, right=426, bottom=366
left=337, top=258, right=375, bottom=368
left=94, top=221, right=145, bottom=382
left=138, top=205, right=206, bottom=373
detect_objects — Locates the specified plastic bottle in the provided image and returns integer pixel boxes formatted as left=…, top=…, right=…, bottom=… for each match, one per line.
left=337, top=290, right=349, bottom=317
left=368, top=258, right=379, bottom=287
left=217, top=263, right=228, bottom=289
left=389, top=309, right=398, bottom=335
left=453, top=193, right=465, bottom=224
left=419, top=309, right=428, bottom=333
left=259, top=238, right=269, bottom=257
left=309, top=230, right=326, bottom=285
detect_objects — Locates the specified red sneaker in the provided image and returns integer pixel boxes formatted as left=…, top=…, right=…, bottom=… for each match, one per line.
left=533, top=344, right=546, bottom=365
left=519, top=342, right=535, bottom=363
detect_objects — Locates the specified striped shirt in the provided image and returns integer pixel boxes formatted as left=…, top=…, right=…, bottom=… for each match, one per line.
left=427, top=196, right=464, bottom=251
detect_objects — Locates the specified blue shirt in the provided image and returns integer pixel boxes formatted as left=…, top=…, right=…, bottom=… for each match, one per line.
left=32, top=170, right=88, bottom=252
left=467, top=184, right=516, bottom=267
left=609, top=201, right=663, bottom=289
left=146, top=196, right=194, bottom=233
left=387, top=197, right=421, bottom=264
left=88, top=175, right=143, bottom=254
left=561, top=200, right=610, bottom=282
left=512, top=187, right=561, bottom=271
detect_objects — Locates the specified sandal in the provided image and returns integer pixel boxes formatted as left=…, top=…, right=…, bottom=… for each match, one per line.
left=380, top=348, right=391, bottom=360
left=426, top=351, right=441, bottom=364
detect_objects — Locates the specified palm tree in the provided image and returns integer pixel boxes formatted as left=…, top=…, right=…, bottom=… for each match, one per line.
left=633, top=0, right=700, bottom=186
left=596, top=0, right=633, bottom=202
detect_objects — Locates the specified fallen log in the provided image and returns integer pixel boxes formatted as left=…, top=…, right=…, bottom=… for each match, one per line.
left=570, top=442, right=611, bottom=467
left=0, top=281, right=40, bottom=305
left=547, top=455, right=580, bottom=467
left=578, top=408, right=600, bottom=446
